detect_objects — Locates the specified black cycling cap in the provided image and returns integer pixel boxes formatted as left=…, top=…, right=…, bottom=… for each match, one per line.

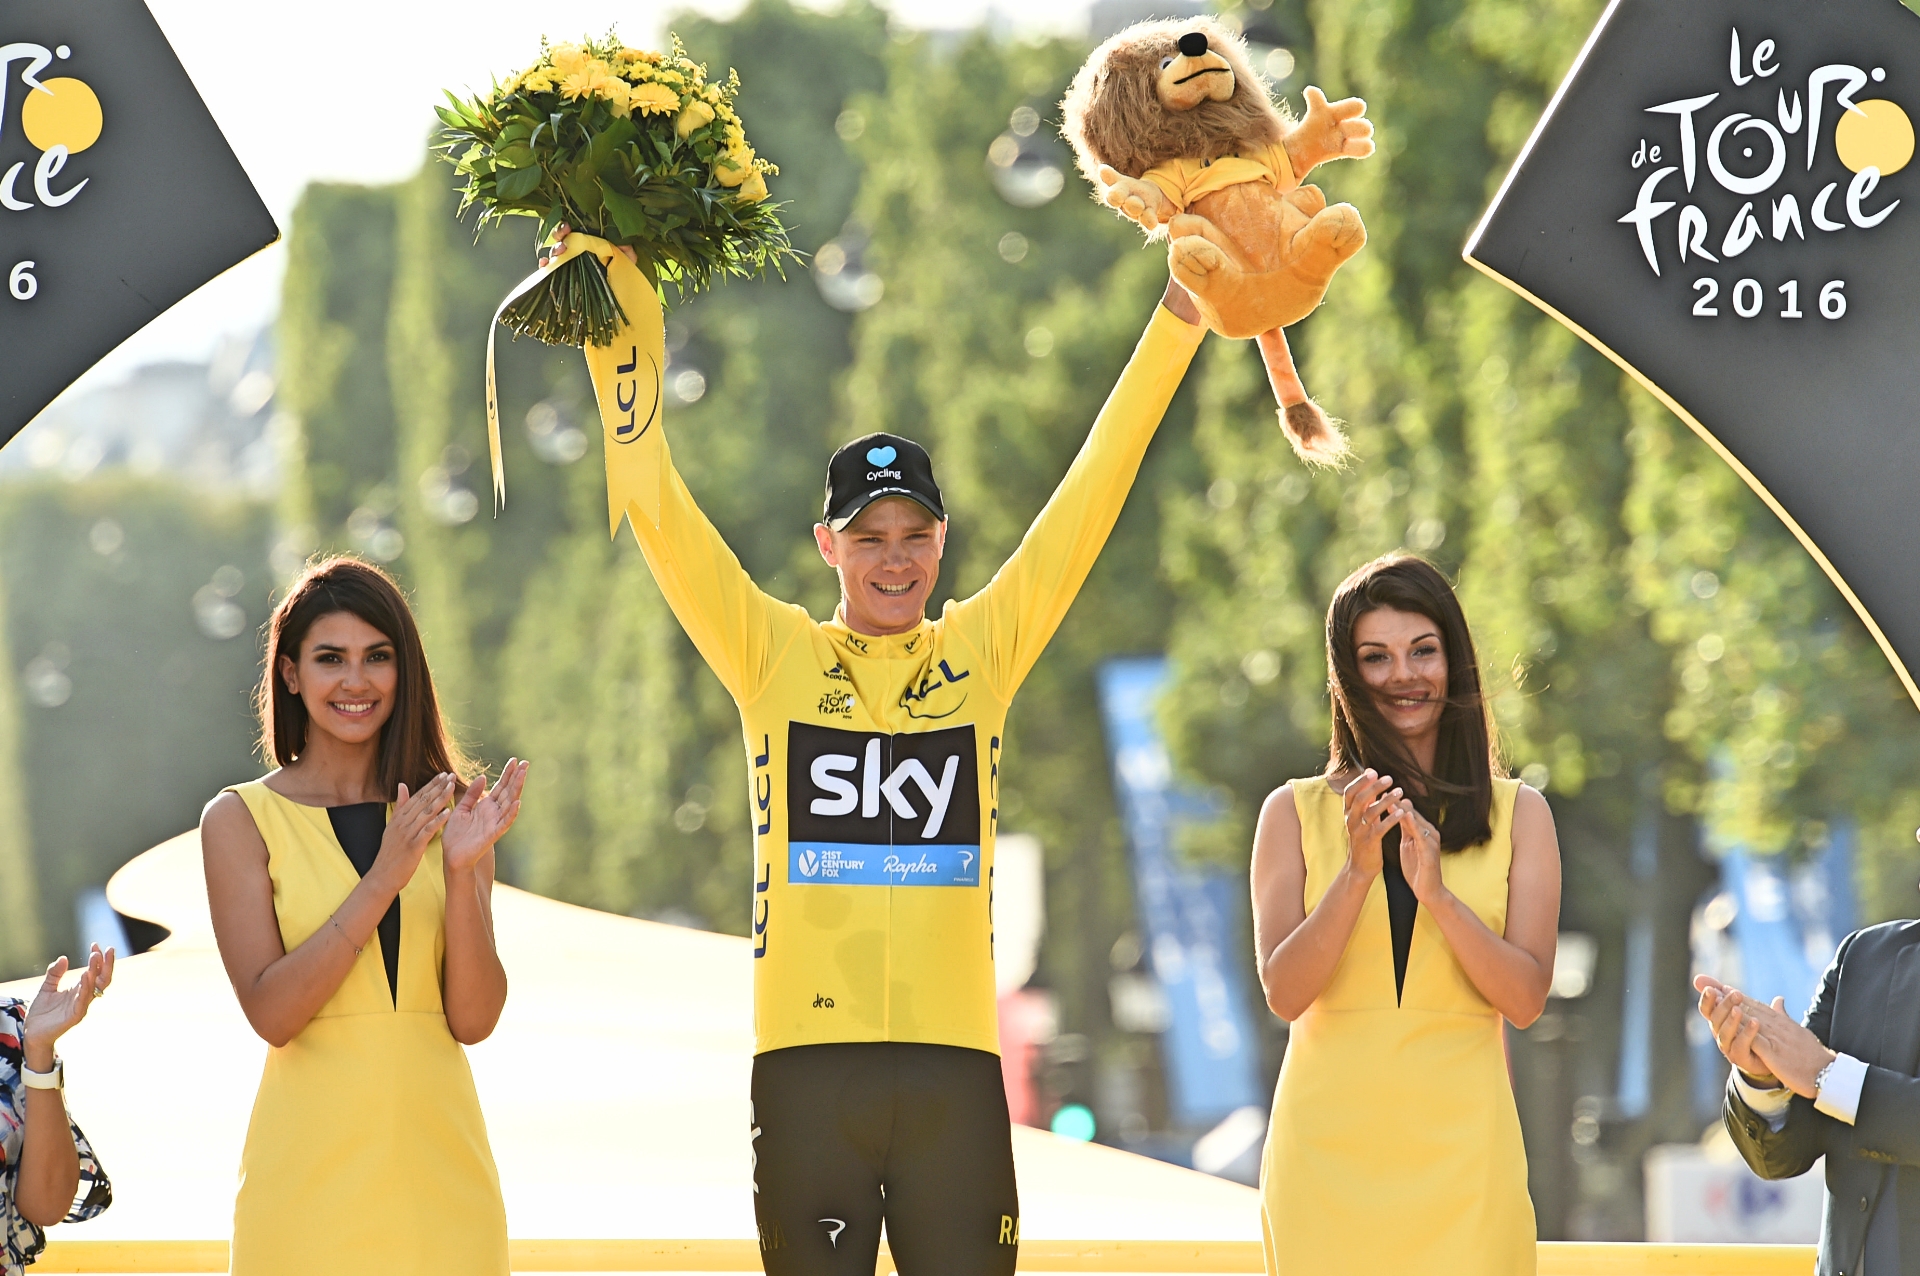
left=822, top=432, right=946, bottom=531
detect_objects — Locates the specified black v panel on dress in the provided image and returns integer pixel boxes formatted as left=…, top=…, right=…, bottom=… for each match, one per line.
left=1381, top=828, right=1417, bottom=1006
left=328, top=803, right=399, bottom=1004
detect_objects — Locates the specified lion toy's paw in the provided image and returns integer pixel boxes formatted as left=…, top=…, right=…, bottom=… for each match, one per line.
left=1288, top=202, right=1368, bottom=284
left=1169, top=234, right=1230, bottom=289
left=1097, top=166, right=1174, bottom=231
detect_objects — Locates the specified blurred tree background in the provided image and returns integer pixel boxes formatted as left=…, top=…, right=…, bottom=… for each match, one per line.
left=8, top=0, right=1920, bottom=1240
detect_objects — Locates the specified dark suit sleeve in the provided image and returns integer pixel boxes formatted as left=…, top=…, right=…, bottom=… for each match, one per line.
left=1853, top=1066, right=1920, bottom=1165
left=1723, top=930, right=1856, bottom=1179
left=1850, top=930, right=1920, bottom=1164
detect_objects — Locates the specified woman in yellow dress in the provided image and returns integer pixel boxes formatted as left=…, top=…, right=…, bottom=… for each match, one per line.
left=1251, top=553, right=1560, bottom=1275
left=200, top=557, right=529, bottom=1275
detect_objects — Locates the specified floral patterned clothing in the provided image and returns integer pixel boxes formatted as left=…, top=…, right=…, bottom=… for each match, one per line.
left=0, top=998, right=110, bottom=1275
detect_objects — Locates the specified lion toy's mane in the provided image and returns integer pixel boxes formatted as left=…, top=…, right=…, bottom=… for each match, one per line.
left=1060, top=17, right=1289, bottom=189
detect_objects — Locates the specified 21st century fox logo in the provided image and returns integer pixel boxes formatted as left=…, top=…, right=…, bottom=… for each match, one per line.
left=1618, top=26, right=1910, bottom=324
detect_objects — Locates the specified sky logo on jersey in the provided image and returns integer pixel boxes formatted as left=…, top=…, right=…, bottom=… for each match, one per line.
left=788, top=722, right=980, bottom=886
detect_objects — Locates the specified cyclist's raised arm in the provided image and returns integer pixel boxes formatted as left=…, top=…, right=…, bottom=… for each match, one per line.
left=621, top=447, right=790, bottom=703
left=948, top=282, right=1204, bottom=698
left=584, top=245, right=789, bottom=704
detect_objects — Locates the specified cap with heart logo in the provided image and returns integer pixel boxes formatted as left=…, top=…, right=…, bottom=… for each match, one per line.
left=823, top=432, right=945, bottom=531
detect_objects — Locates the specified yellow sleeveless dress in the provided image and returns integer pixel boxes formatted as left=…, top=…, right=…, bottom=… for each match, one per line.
left=1260, top=775, right=1535, bottom=1275
left=227, top=781, right=508, bottom=1276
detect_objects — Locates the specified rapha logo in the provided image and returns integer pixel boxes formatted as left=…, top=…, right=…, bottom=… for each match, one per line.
left=1618, top=25, right=1909, bottom=320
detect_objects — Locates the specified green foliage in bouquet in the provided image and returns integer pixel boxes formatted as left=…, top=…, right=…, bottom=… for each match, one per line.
left=435, top=33, right=797, bottom=347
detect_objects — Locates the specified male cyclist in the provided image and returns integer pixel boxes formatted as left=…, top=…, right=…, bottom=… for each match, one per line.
left=600, top=245, right=1203, bottom=1274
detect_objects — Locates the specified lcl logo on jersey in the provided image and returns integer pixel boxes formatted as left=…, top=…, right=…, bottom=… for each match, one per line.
left=787, top=722, right=981, bottom=886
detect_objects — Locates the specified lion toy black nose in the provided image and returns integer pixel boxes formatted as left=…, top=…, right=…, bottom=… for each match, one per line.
left=1177, top=31, right=1209, bottom=57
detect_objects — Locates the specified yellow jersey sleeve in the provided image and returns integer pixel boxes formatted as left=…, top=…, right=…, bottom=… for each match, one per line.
left=573, top=247, right=796, bottom=706
left=945, top=306, right=1204, bottom=700
left=622, top=442, right=794, bottom=705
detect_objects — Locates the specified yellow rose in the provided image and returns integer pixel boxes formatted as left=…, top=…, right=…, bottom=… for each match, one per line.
left=628, top=83, right=680, bottom=116
left=713, top=143, right=754, bottom=187
left=550, top=44, right=592, bottom=78
left=736, top=169, right=769, bottom=202
left=702, top=85, right=723, bottom=104
left=675, top=100, right=715, bottom=139
left=594, top=75, right=632, bottom=116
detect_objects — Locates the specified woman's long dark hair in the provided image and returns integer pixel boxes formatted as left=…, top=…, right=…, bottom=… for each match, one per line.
left=1325, top=553, right=1501, bottom=851
left=256, top=557, right=470, bottom=797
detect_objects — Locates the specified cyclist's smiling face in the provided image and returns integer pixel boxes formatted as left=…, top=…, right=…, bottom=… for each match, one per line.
left=815, top=496, right=947, bottom=637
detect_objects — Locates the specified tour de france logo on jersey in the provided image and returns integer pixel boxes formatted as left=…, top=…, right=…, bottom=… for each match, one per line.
left=1615, top=26, right=1910, bottom=322
left=786, top=723, right=982, bottom=887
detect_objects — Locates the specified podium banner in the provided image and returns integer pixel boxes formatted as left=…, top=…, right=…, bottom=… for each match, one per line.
left=0, top=0, right=278, bottom=444
left=1467, top=0, right=1920, bottom=704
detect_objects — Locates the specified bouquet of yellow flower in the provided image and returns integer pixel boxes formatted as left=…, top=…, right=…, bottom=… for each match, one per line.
left=435, top=32, right=793, bottom=347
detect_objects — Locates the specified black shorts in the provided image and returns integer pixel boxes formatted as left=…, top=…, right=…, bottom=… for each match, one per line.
left=751, top=1041, right=1019, bottom=1276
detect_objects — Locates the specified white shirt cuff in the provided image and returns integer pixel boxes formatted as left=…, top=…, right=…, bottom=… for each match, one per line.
left=1732, top=1068, right=1795, bottom=1130
left=1815, top=1053, right=1870, bottom=1126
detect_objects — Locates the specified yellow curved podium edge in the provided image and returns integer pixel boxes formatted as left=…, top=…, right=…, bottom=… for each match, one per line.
left=30, top=1238, right=1819, bottom=1273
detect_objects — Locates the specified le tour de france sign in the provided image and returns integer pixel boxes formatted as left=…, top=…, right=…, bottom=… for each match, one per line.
left=1469, top=0, right=1920, bottom=705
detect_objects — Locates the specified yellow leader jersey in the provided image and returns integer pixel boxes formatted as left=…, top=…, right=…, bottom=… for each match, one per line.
left=626, top=307, right=1203, bottom=1056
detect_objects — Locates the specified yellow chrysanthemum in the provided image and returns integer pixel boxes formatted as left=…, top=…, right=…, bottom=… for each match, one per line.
left=521, top=68, right=555, bottom=94
left=702, top=85, right=723, bottom=105
left=735, top=169, right=769, bottom=202
left=723, top=121, right=746, bottom=147
left=618, top=47, right=659, bottom=64
left=628, top=82, right=680, bottom=116
left=675, top=100, right=715, bottom=139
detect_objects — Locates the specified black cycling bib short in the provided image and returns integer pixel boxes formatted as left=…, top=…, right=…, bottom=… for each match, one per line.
left=598, top=271, right=1204, bottom=1275
left=751, top=1043, right=1019, bottom=1275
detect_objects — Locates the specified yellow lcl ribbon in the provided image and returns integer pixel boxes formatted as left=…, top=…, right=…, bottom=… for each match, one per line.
left=485, top=232, right=666, bottom=536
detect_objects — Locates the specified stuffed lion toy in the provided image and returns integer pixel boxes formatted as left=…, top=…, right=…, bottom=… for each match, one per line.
left=1062, top=18, right=1372, bottom=463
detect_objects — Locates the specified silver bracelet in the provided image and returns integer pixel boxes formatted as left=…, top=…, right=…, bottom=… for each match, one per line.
left=329, top=915, right=363, bottom=955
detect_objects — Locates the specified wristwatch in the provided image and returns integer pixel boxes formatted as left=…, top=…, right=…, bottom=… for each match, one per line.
left=1814, top=1056, right=1836, bottom=1099
left=20, top=1058, right=62, bottom=1090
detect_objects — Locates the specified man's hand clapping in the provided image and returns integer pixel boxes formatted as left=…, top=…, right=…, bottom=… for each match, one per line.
left=1694, top=973, right=1837, bottom=1098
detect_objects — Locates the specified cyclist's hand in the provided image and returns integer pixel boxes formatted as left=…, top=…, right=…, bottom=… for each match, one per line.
left=542, top=223, right=637, bottom=267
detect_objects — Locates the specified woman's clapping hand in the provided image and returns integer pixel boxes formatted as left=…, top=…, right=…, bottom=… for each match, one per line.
left=1390, top=799, right=1446, bottom=904
left=1340, top=769, right=1404, bottom=880
left=372, top=773, right=457, bottom=889
left=442, top=759, right=530, bottom=875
